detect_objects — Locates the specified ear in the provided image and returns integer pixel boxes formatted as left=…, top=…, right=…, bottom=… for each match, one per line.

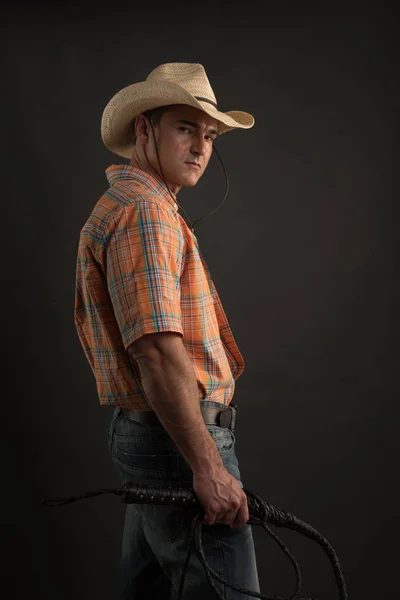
left=135, top=114, right=151, bottom=143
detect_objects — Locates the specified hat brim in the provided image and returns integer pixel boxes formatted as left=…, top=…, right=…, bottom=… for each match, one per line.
left=101, top=80, right=255, bottom=158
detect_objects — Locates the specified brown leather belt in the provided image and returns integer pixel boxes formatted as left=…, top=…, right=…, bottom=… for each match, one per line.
left=122, top=404, right=238, bottom=432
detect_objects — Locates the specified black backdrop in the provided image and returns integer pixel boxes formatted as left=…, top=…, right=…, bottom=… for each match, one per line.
left=2, top=2, right=399, bottom=599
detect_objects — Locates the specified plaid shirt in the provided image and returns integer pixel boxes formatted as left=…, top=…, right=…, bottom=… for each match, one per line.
left=74, top=165, right=245, bottom=409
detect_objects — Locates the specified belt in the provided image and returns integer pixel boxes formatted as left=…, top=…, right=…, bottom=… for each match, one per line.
left=122, top=404, right=238, bottom=432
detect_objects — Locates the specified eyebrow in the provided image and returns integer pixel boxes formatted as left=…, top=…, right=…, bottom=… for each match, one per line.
left=176, top=119, right=219, bottom=136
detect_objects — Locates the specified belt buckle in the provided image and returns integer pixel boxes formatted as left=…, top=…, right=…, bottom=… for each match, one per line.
left=218, top=405, right=237, bottom=431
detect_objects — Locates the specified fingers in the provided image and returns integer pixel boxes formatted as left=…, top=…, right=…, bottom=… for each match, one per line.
left=216, top=506, right=239, bottom=526
left=201, top=500, right=220, bottom=525
left=202, top=510, right=217, bottom=526
left=195, top=470, right=249, bottom=528
left=203, top=494, right=249, bottom=528
left=230, top=499, right=249, bottom=528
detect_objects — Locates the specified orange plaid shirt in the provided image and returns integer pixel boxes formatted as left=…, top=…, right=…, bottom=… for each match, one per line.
left=74, top=165, right=245, bottom=409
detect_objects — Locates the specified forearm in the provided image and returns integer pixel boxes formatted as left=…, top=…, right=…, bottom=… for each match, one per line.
left=134, top=347, right=223, bottom=476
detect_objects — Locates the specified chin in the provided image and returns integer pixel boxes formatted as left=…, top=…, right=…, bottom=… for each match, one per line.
left=180, top=173, right=202, bottom=188
left=181, top=180, right=199, bottom=188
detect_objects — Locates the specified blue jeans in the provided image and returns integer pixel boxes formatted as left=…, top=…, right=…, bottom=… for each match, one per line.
left=107, top=402, right=260, bottom=599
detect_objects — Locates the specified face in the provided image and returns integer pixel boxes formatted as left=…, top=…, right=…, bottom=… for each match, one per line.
left=144, top=105, right=219, bottom=193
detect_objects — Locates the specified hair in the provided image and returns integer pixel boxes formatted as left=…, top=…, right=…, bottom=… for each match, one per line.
left=132, top=105, right=172, bottom=145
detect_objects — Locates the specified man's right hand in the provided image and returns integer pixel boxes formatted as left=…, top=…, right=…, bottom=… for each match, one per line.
left=193, top=466, right=249, bottom=529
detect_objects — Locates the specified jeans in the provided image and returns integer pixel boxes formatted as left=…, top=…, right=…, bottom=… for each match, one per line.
left=107, top=402, right=260, bottom=600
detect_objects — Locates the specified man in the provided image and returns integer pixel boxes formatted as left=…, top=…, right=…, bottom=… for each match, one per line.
left=74, top=63, right=259, bottom=599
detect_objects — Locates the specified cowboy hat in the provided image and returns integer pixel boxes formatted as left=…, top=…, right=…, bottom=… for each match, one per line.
left=101, top=62, right=255, bottom=158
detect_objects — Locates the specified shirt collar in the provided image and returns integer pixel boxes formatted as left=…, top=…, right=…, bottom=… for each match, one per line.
left=105, top=164, right=179, bottom=212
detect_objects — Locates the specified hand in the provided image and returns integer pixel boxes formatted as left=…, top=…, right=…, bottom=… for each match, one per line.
left=193, top=466, right=249, bottom=528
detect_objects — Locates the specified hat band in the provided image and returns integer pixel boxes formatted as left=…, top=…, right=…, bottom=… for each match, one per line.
left=195, top=96, right=218, bottom=110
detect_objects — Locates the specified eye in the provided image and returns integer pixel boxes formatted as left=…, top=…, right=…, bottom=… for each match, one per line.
left=178, top=126, right=191, bottom=133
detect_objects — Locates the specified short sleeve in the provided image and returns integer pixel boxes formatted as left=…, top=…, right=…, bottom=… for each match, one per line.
left=106, top=201, right=184, bottom=350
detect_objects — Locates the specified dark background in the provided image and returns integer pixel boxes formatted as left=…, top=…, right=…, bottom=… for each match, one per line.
left=2, top=1, right=398, bottom=599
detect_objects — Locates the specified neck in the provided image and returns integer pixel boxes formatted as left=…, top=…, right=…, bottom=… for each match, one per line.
left=130, top=148, right=181, bottom=196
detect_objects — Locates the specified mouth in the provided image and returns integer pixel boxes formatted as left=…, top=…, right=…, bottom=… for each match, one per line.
left=185, top=162, right=201, bottom=170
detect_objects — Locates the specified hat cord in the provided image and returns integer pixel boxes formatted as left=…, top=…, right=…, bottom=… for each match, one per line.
left=148, top=120, right=230, bottom=233
left=192, top=144, right=230, bottom=229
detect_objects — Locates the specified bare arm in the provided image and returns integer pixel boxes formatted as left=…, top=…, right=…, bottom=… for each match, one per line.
left=128, top=331, right=249, bottom=527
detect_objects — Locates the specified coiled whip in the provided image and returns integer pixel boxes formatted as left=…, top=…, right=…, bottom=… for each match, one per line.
left=43, top=482, right=348, bottom=600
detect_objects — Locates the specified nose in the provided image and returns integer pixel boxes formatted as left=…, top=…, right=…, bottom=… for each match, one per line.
left=190, top=133, right=207, bottom=157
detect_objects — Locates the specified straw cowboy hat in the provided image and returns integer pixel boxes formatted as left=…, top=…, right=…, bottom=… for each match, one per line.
left=101, top=62, right=255, bottom=158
